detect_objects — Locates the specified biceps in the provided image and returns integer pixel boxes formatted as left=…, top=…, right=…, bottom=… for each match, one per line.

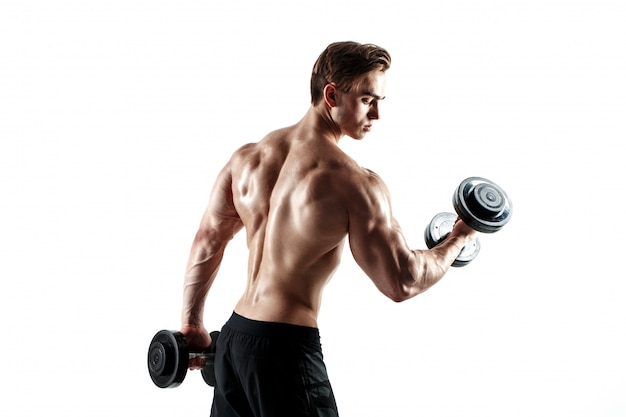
left=348, top=217, right=412, bottom=296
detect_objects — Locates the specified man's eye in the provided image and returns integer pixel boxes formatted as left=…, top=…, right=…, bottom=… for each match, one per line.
left=362, top=99, right=373, bottom=105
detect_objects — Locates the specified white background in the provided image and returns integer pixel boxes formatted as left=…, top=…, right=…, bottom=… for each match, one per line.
left=1, top=0, right=625, bottom=416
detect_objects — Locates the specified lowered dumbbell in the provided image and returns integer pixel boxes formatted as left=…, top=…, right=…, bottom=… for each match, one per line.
left=147, top=329, right=220, bottom=388
left=424, top=177, right=512, bottom=266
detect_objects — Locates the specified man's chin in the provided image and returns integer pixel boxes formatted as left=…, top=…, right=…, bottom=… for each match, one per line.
left=349, top=131, right=368, bottom=140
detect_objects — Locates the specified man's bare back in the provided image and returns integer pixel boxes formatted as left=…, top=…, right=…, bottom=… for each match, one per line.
left=231, top=123, right=371, bottom=327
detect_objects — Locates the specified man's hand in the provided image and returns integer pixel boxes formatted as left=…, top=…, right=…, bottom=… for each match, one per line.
left=180, top=324, right=212, bottom=370
left=450, top=217, right=480, bottom=245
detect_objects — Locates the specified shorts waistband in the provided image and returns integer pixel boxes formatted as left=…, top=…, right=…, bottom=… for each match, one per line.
left=225, top=312, right=320, bottom=343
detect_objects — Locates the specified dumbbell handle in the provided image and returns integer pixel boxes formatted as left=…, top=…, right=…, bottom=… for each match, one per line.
left=188, top=352, right=215, bottom=360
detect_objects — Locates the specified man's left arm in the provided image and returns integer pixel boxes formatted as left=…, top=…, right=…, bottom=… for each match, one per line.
left=181, top=160, right=243, bottom=345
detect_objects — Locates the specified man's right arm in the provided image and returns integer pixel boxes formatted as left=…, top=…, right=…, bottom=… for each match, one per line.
left=347, top=170, right=478, bottom=302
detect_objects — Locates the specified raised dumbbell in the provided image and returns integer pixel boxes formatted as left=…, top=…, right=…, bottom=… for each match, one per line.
left=424, top=177, right=512, bottom=266
left=425, top=212, right=482, bottom=266
left=147, top=329, right=220, bottom=388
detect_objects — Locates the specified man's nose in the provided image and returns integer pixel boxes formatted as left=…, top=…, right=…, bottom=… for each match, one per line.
left=369, top=102, right=380, bottom=120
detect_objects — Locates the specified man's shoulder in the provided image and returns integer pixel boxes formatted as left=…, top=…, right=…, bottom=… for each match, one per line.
left=360, top=167, right=384, bottom=182
left=230, top=128, right=292, bottom=160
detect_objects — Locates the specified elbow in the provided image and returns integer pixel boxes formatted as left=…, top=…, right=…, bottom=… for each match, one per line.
left=372, top=275, right=411, bottom=302
left=370, top=252, right=437, bottom=303
left=383, top=262, right=434, bottom=303
left=388, top=293, right=410, bottom=303
left=384, top=282, right=420, bottom=303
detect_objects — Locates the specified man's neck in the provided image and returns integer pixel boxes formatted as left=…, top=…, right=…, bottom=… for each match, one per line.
left=298, top=105, right=343, bottom=145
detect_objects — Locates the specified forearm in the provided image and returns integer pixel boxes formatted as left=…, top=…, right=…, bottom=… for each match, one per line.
left=400, top=234, right=469, bottom=299
left=181, top=237, right=226, bottom=327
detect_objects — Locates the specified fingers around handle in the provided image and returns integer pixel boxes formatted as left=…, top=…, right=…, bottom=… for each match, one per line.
left=424, top=212, right=480, bottom=267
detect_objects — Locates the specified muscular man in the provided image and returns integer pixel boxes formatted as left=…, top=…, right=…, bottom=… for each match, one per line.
left=179, top=41, right=479, bottom=416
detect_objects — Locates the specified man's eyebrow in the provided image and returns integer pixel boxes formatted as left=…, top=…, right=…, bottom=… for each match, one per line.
left=360, top=90, right=386, bottom=100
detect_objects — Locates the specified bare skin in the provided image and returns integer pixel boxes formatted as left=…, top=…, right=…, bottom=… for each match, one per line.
left=181, top=71, right=479, bottom=367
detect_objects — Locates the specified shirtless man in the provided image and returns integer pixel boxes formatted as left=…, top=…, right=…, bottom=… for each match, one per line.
left=179, top=41, right=479, bottom=416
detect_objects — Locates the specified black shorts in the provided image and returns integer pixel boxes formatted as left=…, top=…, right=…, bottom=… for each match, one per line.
left=211, top=312, right=339, bottom=417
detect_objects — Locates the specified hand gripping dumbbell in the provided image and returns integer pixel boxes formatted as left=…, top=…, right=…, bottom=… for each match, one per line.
left=147, top=329, right=220, bottom=388
left=424, top=177, right=512, bottom=267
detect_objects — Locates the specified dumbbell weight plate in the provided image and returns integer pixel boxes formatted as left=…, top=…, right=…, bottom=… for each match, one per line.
left=453, top=177, right=512, bottom=233
left=424, top=212, right=481, bottom=267
left=148, top=330, right=189, bottom=388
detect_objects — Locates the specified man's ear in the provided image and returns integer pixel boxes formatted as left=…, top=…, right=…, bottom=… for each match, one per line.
left=323, top=83, right=338, bottom=108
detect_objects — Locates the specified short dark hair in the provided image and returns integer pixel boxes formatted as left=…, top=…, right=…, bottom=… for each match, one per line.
left=310, top=41, right=391, bottom=105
